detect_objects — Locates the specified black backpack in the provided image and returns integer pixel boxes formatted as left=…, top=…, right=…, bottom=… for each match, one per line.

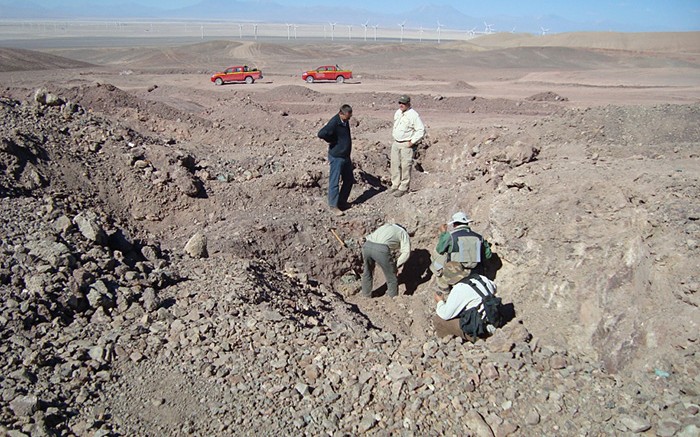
left=458, top=276, right=504, bottom=340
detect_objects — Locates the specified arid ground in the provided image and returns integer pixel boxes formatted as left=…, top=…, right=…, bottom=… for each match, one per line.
left=0, top=27, right=699, bottom=436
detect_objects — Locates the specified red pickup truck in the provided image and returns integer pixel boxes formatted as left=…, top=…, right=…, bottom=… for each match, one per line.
left=302, top=65, right=352, bottom=83
left=211, top=65, right=263, bottom=85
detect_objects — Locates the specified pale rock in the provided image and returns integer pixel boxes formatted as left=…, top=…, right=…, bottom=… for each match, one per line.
left=184, top=232, right=208, bottom=258
left=464, top=410, right=494, bottom=437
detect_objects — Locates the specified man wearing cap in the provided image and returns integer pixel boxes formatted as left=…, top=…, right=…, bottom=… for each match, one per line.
left=430, top=211, right=492, bottom=276
left=390, top=95, right=425, bottom=197
left=318, top=104, right=354, bottom=216
left=361, top=223, right=411, bottom=298
left=432, top=261, right=498, bottom=340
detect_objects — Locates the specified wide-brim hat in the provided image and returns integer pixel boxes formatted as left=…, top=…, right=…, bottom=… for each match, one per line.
left=449, top=211, right=473, bottom=225
left=436, top=261, right=468, bottom=290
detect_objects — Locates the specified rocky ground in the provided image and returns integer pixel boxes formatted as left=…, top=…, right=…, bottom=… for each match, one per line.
left=0, top=32, right=699, bottom=436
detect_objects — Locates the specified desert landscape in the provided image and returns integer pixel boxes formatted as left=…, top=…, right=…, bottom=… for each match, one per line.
left=0, top=24, right=699, bottom=436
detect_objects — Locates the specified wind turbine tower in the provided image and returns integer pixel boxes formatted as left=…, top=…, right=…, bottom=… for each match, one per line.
left=399, top=21, right=406, bottom=43
left=238, top=23, right=243, bottom=39
left=437, top=20, right=444, bottom=44
left=329, top=22, right=336, bottom=41
left=372, top=24, right=378, bottom=41
left=253, top=23, right=258, bottom=40
left=286, top=23, right=292, bottom=40
left=347, top=24, right=352, bottom=40
left=362, top=20, right=369, bottom=41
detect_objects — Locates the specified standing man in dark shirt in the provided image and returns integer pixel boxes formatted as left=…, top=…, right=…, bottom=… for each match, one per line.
left=318, top=104, right=354, bottom=216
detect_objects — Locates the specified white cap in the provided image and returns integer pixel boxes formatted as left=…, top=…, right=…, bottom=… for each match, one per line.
left=449, top=211, right=472, bottom=225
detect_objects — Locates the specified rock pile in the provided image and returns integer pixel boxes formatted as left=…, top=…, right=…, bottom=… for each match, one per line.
left=1, top=88, right=698, bottom=436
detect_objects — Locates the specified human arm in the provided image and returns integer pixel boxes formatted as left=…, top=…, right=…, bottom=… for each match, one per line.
left=435, top=231, right=452, bottom=254
left=395, top=228, right=411, bottom=268
left=435, top=286, right=467, bottom=320
left=482, top=239, right=492, bottom=260
left=317, top=116, right=337, bottom=143
left=408, top=112, right=425, bottom=145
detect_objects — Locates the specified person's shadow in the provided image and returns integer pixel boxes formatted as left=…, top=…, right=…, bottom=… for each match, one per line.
left=352, top=170, right=386, bottom=206
left=399, top=248, right=432, bottom=296
left=482, top=252, right=503, bottom=281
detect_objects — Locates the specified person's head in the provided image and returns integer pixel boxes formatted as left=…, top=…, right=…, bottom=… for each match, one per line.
left=435, top=261, right=468, bottom=291
left=339, top=104, right=353, bottom=121
left=449, top=211, right=473, bottom=226
left=398, top=95, right=411, bottom=112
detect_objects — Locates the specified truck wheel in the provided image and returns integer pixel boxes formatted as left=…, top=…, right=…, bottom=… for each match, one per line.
left=306, top=76, right=314, bottom=83
left=336, top=75, right=345, bottom=83
left=215, top=78, right=223, bottom=86
left=245, top=76, right=254, bottom=84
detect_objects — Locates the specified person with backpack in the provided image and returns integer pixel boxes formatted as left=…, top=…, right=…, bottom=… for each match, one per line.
left=430, top=211, right=492, bottom=277
left=432, top=261, right=503, bottom=341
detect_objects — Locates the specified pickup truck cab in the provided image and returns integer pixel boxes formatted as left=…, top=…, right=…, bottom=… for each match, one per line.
left=211, top=65, right=263, bottom=85
left=302, top=65, right=352, bottom=83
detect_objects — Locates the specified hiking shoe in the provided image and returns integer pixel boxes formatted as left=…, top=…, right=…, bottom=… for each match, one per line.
left=393, top=190, right=407, bottom=197
left=329, top=207, right=344, bottom=216
left=386, top=292, right=398, bottom=298
left=388, top=187, right=397, bottom=193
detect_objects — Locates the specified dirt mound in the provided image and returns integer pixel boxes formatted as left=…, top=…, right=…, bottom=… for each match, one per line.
left=0, top=47, right=92, bottom=72
left=451, top=80, right=476, bottom=90
left=526, top=91, right=569, bottom=101
left=260, top=84, right=321, bottom=101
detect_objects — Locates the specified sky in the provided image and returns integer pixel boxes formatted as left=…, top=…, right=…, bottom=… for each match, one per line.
left=11, top=0, right=700, bottom=32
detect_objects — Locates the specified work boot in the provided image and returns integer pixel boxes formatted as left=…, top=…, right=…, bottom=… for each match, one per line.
left=393, top=190, right=407, bottom=198
left=329, top=206, right=344, bottom=216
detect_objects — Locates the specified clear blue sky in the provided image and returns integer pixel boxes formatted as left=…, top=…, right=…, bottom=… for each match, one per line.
left=19, top=0, right=700, bottom=31
left=186, top=1, right=688, bottom=31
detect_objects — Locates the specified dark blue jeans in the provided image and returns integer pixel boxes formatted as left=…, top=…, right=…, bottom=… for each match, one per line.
left=328, top=154, right=354, bottom=208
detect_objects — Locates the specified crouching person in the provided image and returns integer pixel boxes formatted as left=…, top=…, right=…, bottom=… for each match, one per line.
left=432, top=261, right=503, bottom=341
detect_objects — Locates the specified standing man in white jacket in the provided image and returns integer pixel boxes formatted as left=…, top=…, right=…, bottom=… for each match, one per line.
left=390, top=95, right=425, bottom=197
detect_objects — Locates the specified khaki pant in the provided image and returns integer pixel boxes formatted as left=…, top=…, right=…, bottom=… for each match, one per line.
left=390, top=141, right=414, bottom=192
left=432, top=315, right=476, bottom=342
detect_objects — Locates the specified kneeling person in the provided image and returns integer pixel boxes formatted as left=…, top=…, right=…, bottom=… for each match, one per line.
left=432, top=262, right=502, bottom=341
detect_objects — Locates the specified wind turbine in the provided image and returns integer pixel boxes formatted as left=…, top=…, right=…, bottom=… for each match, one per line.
left=372, top=24, right=378, bottom=41
left=238, top=23, right=243, bottom=39
left=540, top=26, right=549, bottom=35
left=484, top=21, right=494, bottom=34
left=362, top=20, right=369, bottom=41
left=511, top=26, right=516, bottom=33
left=468, top=27, right=476, bottom=36
left=398, top=21, right=406, bottom=43
left=253, top=23, right=258, bottom=40
left=329, top=22, right=336, bottom=41
left=200, top=24, right=204, bottom=40
left=286, top=23, right=292, bottom=40
left=437, top=20, right=444, bottom=44
left=347, top=24, right=352, bottom=40
left=293, top=24, right=298, bottom=40
left=419, top=25, right=424, bottom=42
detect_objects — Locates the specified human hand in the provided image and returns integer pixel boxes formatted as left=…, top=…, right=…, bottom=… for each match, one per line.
left=433, top=292, right=443, bottom=303
left=438, top=223, right=447, bottom=233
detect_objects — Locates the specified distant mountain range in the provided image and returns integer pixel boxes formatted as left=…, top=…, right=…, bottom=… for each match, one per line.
left=0, top=0, right=686, bottom=33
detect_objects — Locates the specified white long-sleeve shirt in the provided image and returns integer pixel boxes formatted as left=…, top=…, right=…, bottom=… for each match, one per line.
left=365, top=223, right=411, bottom=267
left=435, top=275, right=497, bottom=320
left=392, top=107, right=425, bottom=144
